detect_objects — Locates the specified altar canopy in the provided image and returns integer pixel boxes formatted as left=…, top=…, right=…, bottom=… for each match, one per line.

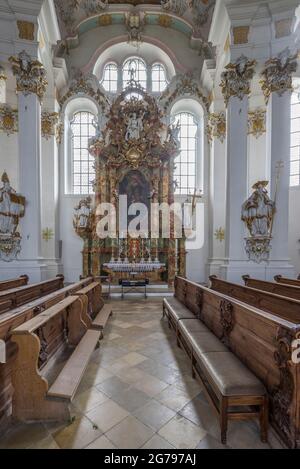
left=74, top=82, right=186, bottom=285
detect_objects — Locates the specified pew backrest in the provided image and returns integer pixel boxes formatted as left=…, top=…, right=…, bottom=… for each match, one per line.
left=0, top=276, right=29, bottom=292
left=274, top=275, right=300, bottom=288
left=210, top=275, right=300, bottom=323
left=242, top=275, right=300, bottom=301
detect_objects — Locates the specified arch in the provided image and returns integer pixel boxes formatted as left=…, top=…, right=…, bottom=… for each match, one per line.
left=90, top=39, right=178, bottom=81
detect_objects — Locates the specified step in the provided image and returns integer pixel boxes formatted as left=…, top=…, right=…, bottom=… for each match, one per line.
left=47, top=329, right=101, bottom=400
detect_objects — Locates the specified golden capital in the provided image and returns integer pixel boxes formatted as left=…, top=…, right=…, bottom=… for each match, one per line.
left=9, top=51, right=47, bottom=101
left=220, top=55, right=256, bottom=106
left=260, top=48, right=298, bottom=103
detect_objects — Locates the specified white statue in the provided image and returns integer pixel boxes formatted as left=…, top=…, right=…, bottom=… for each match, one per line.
left=125, top=112, right=144, bottom=141
left=242, top=181, right=275, bottom=237
left=73, top=197, right=93, bottom=233
left=167, top=121, right=181, bottom=146
left=0, top=172, right=25, bottom=235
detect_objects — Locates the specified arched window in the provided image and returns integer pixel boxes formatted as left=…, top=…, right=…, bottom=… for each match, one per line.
left=152, top=63, right=167, bottom=93
left=101, top=63, right=118, bottom=93
left=173, top=112, right=198, bottom=195
left=123, top=58, right=147, bottom=90
left=290, top=91, right=300, bottom=186
left=71, top=111, right=96, bottom=195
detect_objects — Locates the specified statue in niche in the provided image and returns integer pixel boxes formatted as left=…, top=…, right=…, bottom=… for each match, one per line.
left=73, top=197, right=93, bottom=236
left=242, top=181, right=275, bottom=237
left=0, top=172, right=25, bottom=235
left=125, top=112, right=144, bottom=141
left=0, top=172, right=26, bottom=262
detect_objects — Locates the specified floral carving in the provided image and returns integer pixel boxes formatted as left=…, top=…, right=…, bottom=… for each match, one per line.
left=260, top=48, right=298, bottom=104
left=207, top=112, right=226, bottom=143
left=41, top=111, right=59, bottom=140
left=220, top=55, right=256, bottom=106
left=248, top=109, right=266, bottom=138
left=160, top=72, right=210, bottom=112
left=220, top=299, right=234, bottom=345
left=59, top=71, right=109, bottom=112
left=0, top=105, right=18, bottom=135
left=9, top=51, right=47, bottom=101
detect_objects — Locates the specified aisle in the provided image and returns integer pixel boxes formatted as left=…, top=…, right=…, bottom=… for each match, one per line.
left=0, top=299, right=282, bottom=449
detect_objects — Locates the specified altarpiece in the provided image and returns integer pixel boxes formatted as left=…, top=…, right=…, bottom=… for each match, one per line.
left=74, top=82, right=186, bottom=285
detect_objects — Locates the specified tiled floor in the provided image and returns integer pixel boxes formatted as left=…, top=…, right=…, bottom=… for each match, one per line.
left=0, top=298, right=284, bottom=449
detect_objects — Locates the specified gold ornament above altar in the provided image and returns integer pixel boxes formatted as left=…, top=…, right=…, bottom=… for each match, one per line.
left=0, top=172, right=26, bottom=262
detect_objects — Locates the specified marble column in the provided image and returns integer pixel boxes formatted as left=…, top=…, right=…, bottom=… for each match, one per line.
left=262, top=49, right=298, bottom=279
left=8, top=51, right=48, bottom=282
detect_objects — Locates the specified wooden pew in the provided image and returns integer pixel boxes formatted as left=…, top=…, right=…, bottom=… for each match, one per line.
left=0, top=275, right=65, bottom=315
left=0, top=277, right=94, bottom=432
left=0, top=275, right=29, bottom=292
left=275, top=275, right=300, bottom=288
left=11, top=296, right=101, bottom=422
left=73, top=281, right=112, bottom=334
left=242, top=275, right=300, bottom=301
left=210, top=276, right=300, bottom=323
left=166, top=277, right=300, bottom=448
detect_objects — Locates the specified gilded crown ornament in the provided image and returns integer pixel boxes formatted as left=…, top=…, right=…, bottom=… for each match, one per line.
left=9, top=51, right=47, bottom=101
left=260, top=48, right=298, bottom=104
left=220, top=55, right=256, bottom=106
left=41, top=112, right=60, bottom=140
left=207, top=112, right=226, bottom=143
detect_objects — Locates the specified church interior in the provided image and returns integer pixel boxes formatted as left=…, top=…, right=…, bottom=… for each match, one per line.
left=0, top=0, right=300, bottom=451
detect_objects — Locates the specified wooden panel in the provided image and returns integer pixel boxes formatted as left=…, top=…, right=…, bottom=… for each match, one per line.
left=243, top=276, right=300, bottom=301
left=0, top=276, right=28, bottom=292
left=275, top=276, right=300, bottom=287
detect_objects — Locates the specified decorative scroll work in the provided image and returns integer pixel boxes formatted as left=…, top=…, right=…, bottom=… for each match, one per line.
left=220, top=299, right=234, bottom=346
left=9, top=51, right=47, bottom=101
left=41, top=112, right=60, bottom=140
left=272, top=327, right=300, bottom=446
left=160, top=72, right=210, bottom=112
left=220, top=55, right=256, bottom=106
left=0, top=105, right=18, bottom=135
left=260, top=48, right=298, bottom=104
left=248, top=109, right=266, bottom=139
left=0, top=173, right=26, bottom=262
left=242, top=181, right=276, bottom=263
left=59, top=71, right=109, bottom=111
left=206, top=112, right=226, bottom=143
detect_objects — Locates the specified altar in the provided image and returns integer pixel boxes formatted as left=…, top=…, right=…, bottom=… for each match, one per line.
left=73, top=78, right=187, bottom=286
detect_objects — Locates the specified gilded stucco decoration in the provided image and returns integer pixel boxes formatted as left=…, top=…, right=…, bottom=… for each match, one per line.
left=0, top=172, right=26, bottom=262
left=17, top=21, right=35, bottom=41
left=207, top=112, right=226, bottom=143
left=125, top=12, right=145, bottom=45
left=260, top=48, right=298, bottom=104
left=160, top=72, right=210, bottom=112
left=220, top=55, right=256, bottom=107
left=214, top=227, right=225, bottom=243
left=248, top=109, right=266, bottom=139
left=41, top=111, right=60, bottom=140
left=242, top=181, right=276, bottom=263
left=59, top=71, right=109, bottom=112
left=9, top=51, right=47, bottom=101
left=0, top=105, right=18, bottom=136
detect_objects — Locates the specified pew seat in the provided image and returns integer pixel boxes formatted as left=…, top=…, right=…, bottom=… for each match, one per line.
left=47, top=330, right=101, bottom=400
left=92, top=304, right=113, bottom=331
left=163, top=292, right=268, bottom=445
left=11, top=296, right=101, bottom=422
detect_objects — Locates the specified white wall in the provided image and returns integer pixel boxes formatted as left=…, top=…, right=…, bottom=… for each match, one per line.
left=289, top=186, right=300, bottom=275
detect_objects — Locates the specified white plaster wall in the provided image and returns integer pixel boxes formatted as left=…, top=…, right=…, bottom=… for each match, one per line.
left=289, top=186, right=300, bottom=275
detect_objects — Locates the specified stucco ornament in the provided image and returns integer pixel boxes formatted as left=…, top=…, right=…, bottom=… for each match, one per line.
left=220, top=55, right=256, bottom=106
left=207, top=112, right=226, bottom=143
left=260, top=48, right=298, bottom=104
left=73, top=196, right=94, bottom=239
left=0, top=105, right=18, bottom=136
left=0, top=173, right=26, bottom=262
left=242, top=181, right=276, bottom=263
left=9, top=51, right=47, bottom=101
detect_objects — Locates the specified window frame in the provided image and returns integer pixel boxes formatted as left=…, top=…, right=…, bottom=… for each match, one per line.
left=70, top=110, right=97, bottom=196
left=151, top=62, right=168, bottom=94
left=122, top=57, right=148, bottom=90
left=101, top=62, right=119, bottom=94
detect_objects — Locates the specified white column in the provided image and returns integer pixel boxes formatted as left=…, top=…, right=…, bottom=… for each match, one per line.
left=266, top=90, right=295, bottom=278
left=224, top=96, right=249, bottom=260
